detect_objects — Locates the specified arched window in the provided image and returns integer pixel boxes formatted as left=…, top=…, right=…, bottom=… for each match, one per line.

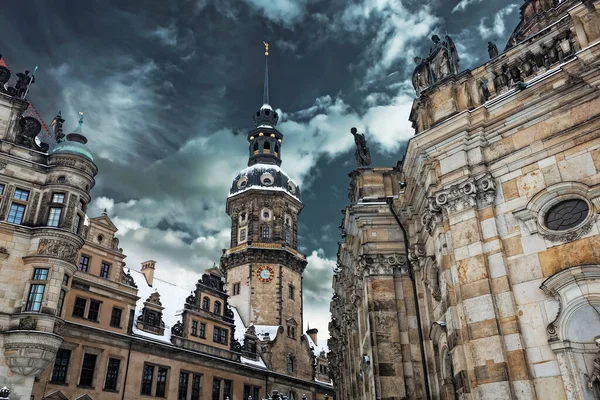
left=287, top=354, right=295, bottom=373
left=263, top=141, right=271, bottom=153
left=202, top=297, right=210, bottom=311
left=253, top=142, right=259, bottom=153
left=214, top=301, right=221, bottom=315
left=275, top=143, right=280, bottom=154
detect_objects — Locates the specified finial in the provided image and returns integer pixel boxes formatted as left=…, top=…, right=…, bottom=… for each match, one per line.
left=262, top=42, right=270, bottom=105
left=73, top=111, right=84, bottom=134
left=102, top=208, right=107, bottom=216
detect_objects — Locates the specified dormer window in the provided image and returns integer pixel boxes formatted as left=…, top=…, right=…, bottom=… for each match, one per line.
left=202, top=297, right=210, bottom=311
left=213, top=301, right=221, bottom=315
left=137, top=292, right=165, bottom=335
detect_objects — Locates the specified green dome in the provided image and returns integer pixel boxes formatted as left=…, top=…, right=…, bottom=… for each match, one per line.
left=51, top=139, right=94, bottom=161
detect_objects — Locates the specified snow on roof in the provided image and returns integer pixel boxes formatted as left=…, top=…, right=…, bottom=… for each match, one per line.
left=227, top=184, right=300, bottom=201
left=231, top=306, right=267, bottom=368
left=238, top=163, right=285, bottom=176
left=130, top=269, right=192, bottom=343
left=260, top=103, right=273, bottom=110
left=257, top=124, right=274, bottom=128
left=254, top=325, right=280, bottom=341
left=306, top=332, right=329, bottom=356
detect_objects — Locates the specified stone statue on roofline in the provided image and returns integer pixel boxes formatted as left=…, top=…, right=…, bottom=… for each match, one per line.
left=350, top=127, right=371, bottom=168
left=411, top=34, right=461, bottom=95
left=488, top=41, right=499, bottom=59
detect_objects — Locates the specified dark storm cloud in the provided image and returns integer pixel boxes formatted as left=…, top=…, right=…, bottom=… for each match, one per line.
left=1, top=0, right=520, bottom=339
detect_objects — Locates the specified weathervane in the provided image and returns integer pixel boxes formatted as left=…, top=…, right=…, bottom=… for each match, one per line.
left=263, top=41, right=269, bottom=56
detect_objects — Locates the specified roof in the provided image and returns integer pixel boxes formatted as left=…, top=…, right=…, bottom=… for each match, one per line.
left=306, top=332, right=329, bottom=357
left=229, top=163, right=301, bottom=201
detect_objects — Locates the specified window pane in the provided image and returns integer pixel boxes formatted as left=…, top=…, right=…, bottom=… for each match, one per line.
left=178, top=372, right=189, bottom=400
left=191, top=374, right=202, bottom=400
left=110, top=308, right=122, bottom=328
left=0, top=183, right=4, bottom=195
left=104, top=358, right=121, bottom=391
left=192, top=320, right=198, bottom=336
left=156, top=367, right=168, bottom=397
left=73, top=214, right=81, bottom=233
left=14, top=188, right=29, bottom=201
left=7, top=203, right=25, bottom=224
left=57, top=289, right=66, bottom=317
left=212, top=379, right=221, bottom=400
left=100, top=263, right=110, bottom=279
left=33, top=268, right=49, bottom=281
left=214, top=302, right=221, bottom=314
left=79, top=353, right=97, bottom=387
left=73, top=297, right=86, bottom=318
left=78, top=255, right=90, bottom=272
left=223, top=380, right=232, bottom=400
left=213, top=327, right=220, bottom=342
left=50, top=348, right=71, bottom=384
left=52, top=193, right=65, bottom=203
left=141, top=365, right=154, bottom=395
left=200, top=323, right=206, bottom=338
left=88, top=300, right=100, bottom=321
left=220, top=328, right=228, bottom=345
left=47, top=207, right=62, bottom=227
left=78, top=200, right=85, bottom=210
left=26, top=284, right=45, bottom=311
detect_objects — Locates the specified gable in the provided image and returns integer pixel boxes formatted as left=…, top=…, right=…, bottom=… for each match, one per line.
left=45, top=391, right=69, bottom=400
left=89, top=214, right=118, bottom=232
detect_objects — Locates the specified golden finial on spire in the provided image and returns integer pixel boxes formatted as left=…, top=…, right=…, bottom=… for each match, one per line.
left=263, top=41, right=269, bottom=56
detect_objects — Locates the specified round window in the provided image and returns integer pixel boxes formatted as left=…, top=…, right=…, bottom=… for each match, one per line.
left=237, top=177, right=248, bottom=189
left=545, top=199, right=589, bottom=231
left=97, top=234, right=104, bottom=243
left=260, top=172, right=274, bottom=186
left=288, top=181, right=297, bottom=194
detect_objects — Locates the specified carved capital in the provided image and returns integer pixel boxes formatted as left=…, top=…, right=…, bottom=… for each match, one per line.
left=432, top=174, right=496, bottom=216
left=359, top=253, right=408, bottom=276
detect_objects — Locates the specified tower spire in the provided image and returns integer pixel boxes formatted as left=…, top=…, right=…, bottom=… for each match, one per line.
left=263, top=42, right=269, bottom=106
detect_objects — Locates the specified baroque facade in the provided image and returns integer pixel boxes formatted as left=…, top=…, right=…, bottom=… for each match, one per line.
left=0, top=50, right=332, bottom=400
left=330, top=1, right=600, bottom=399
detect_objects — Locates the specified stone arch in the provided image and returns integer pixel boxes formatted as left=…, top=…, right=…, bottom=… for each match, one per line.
left=540, top=265, right=600, bottom=400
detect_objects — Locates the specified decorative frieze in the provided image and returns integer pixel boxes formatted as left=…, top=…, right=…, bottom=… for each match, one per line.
left=36, top=238, right=78, bottom=264
left=358, top=253, right=408, bottom=276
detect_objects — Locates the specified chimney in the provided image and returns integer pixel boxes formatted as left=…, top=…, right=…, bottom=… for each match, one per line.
left=141, top=260, right=156, bottom=286
left=307, top=327, right=318, bottom=345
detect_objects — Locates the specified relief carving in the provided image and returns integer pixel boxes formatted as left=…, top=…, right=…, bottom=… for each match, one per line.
left=18, top=316, right=37, bottom=330
left=62, top=194, right=77, bottom=230
left=36, top=238, right=78, bottom=264
left=24, top=191, right=40, bottom=226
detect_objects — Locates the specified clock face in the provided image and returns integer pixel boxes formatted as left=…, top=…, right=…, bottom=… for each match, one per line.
left=256, top=265, right=275, bottom=283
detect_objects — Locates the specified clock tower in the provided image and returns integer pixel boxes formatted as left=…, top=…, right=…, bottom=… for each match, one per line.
left=221, top=44, right=307, bottom=339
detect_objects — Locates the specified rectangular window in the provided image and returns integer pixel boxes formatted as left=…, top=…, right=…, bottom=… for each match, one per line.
left=178, top=372, right=189, bottom=400
left=199, top=322, right=206, bottom=338
left=212, top=378, right=221, bottom=400
left=288, top=285, right=294, bottom=300
left=7, top=203, right=25, bottom=224
left=88, top=300, right=101, bottom=321
left=33, top=268, right=49, bottom=280
left=73, top=297, right=86, bottom=318
left=0, top=183, right=4, bottom=195
left=50, top=348, right=71, bottom=384
left=78, top=255, right=90, bottom=272
left=156, top=367, right=168, bottom=397
left=223, top=380, right=232, bottom=400
left=261, top=226, right=270, bottom=239
left=52, top=193, right=65, bottom=203
left=285, top=230, right=291, bottom=244
left=62, top=274, right=69, bottom=286
left=14, top=188, right=29, bottom=201
left=212, top=327, right=228, bottom=344
left=79, top=353, right=97, bottom=387
left=233, top=283, right=240, bottom=296
left=240, top=228, right=247, bottom=242
left=57, top=289, right=66, bottom=317
left=191, top=374, right=202, bottom=400
left=110, top=307, right=122, bottom=328
left=192, top=320, right=198, bottom=336
left=244, top=385, right=261, bottom=400
left=26, top=284, right=45, bottom=311
left=47, top=207, right=62, bottom=227
left=73, top=213, right=81, bottom=233
left=100, top=262, right=111, bottom=279
left=213, top=327, right=220, bottom=343
left=220, top=328, right=228, bottom=345
left=141, top=365, right=154, bottom=395
left=104, top=358, right=121, bottom=391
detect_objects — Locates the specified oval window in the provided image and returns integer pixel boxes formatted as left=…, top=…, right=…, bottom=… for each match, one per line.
left=545, top=199, right=589, bottom=231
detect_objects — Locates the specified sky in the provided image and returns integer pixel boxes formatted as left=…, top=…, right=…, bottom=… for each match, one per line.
left=0, top=0, right=520, bottom=345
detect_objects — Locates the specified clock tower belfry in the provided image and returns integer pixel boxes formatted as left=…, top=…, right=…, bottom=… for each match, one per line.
left=221, top=43, right=307, bottom=336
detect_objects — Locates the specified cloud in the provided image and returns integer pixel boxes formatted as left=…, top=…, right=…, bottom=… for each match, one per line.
left=477, top=4, right=519, bottom=39
left=452, top=0, right=484, bottom=13
left=242, top=0, right=307, bottom=25
left=151, top=23, right=179, bottom=47
left=276, top=39, right=298, bottom=53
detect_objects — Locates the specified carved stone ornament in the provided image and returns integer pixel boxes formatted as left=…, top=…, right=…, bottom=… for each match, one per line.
left=429, top=174, right=497, bottom=218
left=121, top=269, right=138, bottom=288
left=171, top=321, right=183, bottom=337
left=18, top=316, right=37, bottom=330
left=408, top=244, right=426, bottom=272
left=36, top=238, right=78, bottom=264
left=539, top=219, right=595, bottom=242
left=4, top=331, right=63, bottom=377
left=0, top=247, right=8, bottom=260
left=358, top=253, right=408, bottom=276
